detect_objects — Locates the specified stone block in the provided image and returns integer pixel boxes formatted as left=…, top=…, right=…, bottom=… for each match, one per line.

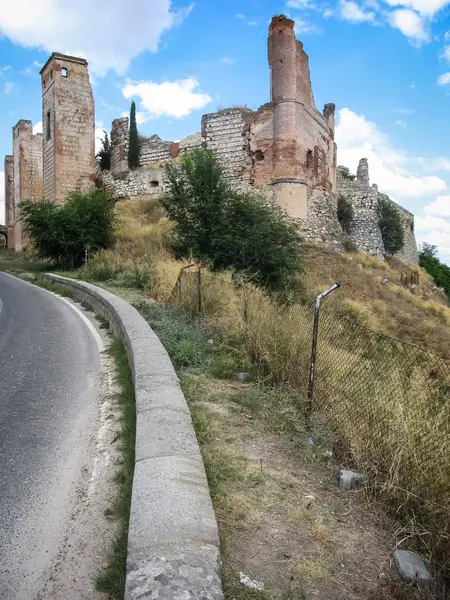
left=135, top=406, right=199, bottom=462
left=339, top=469, right=362, bottom=489
left=393, top=550, right=430, bottom=585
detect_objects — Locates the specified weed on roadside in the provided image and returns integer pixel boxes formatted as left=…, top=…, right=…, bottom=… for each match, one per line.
left=96, top=339, right=136, bottom=600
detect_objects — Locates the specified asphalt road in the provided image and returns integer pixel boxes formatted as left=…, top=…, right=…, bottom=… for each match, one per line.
left=0, top=273, right=101, bottom=599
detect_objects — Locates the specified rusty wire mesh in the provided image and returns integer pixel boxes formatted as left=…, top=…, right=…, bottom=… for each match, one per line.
left=170, top=269, right=450, bottom=569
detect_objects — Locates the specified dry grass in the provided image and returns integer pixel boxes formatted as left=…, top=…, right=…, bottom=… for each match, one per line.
left=83, top=197, right=450, bottom=578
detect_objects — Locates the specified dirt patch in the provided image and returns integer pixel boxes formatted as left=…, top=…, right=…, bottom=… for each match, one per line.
left=184, top=375, right=431, bottom=600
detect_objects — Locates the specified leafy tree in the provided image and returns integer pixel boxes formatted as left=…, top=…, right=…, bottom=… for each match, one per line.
left=162, top=148, right=304, bottom=294
left=377, top=196, right=405, bottom=256
left=419, top=242, right=438, bottom=257
left=19, top=189, right=116, bottom=267
left=338, top=166, right=356, bottom=181
left=96, top=130, right=111, bottom=171
left=337, top=194, right=354, bottom=233
left=128, top=100, right=140, bottom=170
left=419, top=246, right=450, bottom=299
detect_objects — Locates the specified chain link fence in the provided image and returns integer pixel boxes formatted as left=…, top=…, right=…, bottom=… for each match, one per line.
left=169, top=268, right=450, bottom=574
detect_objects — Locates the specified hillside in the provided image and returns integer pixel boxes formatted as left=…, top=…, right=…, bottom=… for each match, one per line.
left=91, top=198, right=450, bottom=358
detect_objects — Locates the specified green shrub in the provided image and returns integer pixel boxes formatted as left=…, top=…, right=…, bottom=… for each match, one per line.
left=337, top=195, right=354, bottom=234
left=128, top=100, right=140, bottom=170
left=96, top=130, right=111, bottom=171
left=419, top=246, right=450, bottom=300
left=19, top=189, right=116, bottom=268
left=377, top=196, right=405, bottom=256
left=342, top=237, right=357, bottom=252
left=162, top=149, right=304, bottom=295
left=338, top=166, right=356, bottom=181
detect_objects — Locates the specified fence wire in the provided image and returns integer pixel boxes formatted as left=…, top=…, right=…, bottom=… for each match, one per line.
left=170, top=269, right=450, bottom=573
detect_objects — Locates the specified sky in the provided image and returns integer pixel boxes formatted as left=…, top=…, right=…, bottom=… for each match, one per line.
left=0, top=0, right=450, bottom=260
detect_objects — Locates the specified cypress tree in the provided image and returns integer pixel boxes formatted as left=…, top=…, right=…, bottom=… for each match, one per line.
left=128, top=100, right=140, bottom=169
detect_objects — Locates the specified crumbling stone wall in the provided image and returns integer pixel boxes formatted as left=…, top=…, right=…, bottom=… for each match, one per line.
left=41, top=53, right=95, bottom=203
left=12, top=120, right=43, bottom=250
left=139, top=135, right=173, bottom=167
left=111, top=117, right=129, bottom=176
left=101, top=167, right=166, bottom=201
left=337, top=159, right=418, bottom=263
left=4, top=155, right=14, bottom=249
left=202, top=108, right=253, bottom=186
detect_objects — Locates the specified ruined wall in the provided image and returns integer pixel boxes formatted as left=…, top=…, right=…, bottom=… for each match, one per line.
left=12, top=120, right=44, bottom=250
left=202, top=108, right=253, bottom=186
left=5, top=156, right=15, bottom=248
left=4, top=155, right=14, bottom=249
left=101, top=167, right=166, bottom=200
left=337, top=159, right=418, bottom=263
left=111, top=117, right=129, bottom=176
left=41, top=53, right=95, bottom=203
left=384, top=197, right=419, bottom=264
left=139, top=135, right=173, bottom=167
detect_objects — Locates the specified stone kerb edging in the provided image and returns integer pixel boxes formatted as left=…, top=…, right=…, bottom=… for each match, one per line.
left=44, top=274, right=224, bottom=600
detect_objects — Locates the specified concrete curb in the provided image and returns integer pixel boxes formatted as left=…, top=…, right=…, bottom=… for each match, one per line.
left=44, top=274, right=224, bottom=600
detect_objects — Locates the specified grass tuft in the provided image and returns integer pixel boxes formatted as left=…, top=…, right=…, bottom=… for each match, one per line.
left=96, top=339, right=136, bottom=600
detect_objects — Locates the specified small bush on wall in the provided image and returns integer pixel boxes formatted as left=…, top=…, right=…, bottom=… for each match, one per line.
left=337, top=195, right=354, bottom=234
left=377, top=197, right=405, bottom=256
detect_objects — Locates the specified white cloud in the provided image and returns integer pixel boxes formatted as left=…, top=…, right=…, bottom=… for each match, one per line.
left=236, top=13, right=245, bottom=18
left=95, top=122, right=106, bottom=154
left=340, top=0, right=375, bottom=21
left=323, top=7, right=335, bottom=16
left=4, top=81, right=14, bottom=94
left=440, top=44, right=450, bottom=61
left=0, top=1, right=192, bottom=74
left=294, top=17, right=322, bottom=33
left=3, top=65, right=12, bottom=72
left=287, top=0, right=317, bottom=7
left=32, top=121, right=42, bottom=135
left=396, top=119, right=407, bottom=127
left=395, top=108, right=415, bottom=114
left=221, top=57, right=235, bottom=64
left=122, top=77, right=212, bottom=121
left=382, top=0, right=450, bottom=16
left=424, top=195, right=450, bottom=216
left=445, top=30, right=450, bottom=40
left=388, top=9, right=429, bottom=43
left=0, top=171, right=4, bottom=226
left=336, top=107, right=447, bottom=202
left=437, top=72, right=450, bottom=85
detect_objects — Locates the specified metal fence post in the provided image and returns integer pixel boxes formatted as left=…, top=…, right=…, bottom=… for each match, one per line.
left=197, top=268, right=202, bottom=314
left=306, top=282, right=340, bottom=442
left=243, top=281, right=249, bottom=325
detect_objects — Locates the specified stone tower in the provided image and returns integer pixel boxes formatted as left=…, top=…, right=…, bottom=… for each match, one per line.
left=12, top=120, right=44, bottom=250
left=267, top=15, right=336, bottom=220
left=4, top=155, right=14, bottom=249
left=40, top=53, right=95, bottom=203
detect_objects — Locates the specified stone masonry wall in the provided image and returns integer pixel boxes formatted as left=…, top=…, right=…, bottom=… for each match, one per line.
left=337, top=160, right=419, bottom=263
left=384, top=196, right=419, bottom=264
left=12, top=120, right=44, bottom=249
left=4, top=155, right=14, bottom=249
left=41, top=53, right=95, bottom=203
left=102, top=167, right=166, bottom=201
left=111, top=117, right=129, bottom=176
left=202, top=108, right=253, bottom=186
left=139, top=135, right=173, bottom=167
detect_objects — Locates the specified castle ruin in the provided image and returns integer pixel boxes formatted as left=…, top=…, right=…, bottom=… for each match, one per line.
left=3, top=14, right=418, bottom=263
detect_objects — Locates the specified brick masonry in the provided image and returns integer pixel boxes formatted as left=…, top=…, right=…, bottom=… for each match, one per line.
left=12, top=120, right=43, bottom=249
left=4, top=155, right=14, bottom=249
left=41, top=53, right=95, bottom=203
left=2, top=18, right=418, bottom=264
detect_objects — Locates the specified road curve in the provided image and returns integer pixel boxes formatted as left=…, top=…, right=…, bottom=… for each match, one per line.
left=0, top=273, right=101, bottom=600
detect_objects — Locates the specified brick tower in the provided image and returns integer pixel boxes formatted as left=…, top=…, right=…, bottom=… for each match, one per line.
left=11, top=120, right=43, bottom=249
left=40, top=53, right=95, bottom=203
left=4, top=155, right=14, bottom=249
left=267, top=15, right=336, bottom=220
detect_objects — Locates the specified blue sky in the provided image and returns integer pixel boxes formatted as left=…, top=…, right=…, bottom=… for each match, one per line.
left=1, top=0, right=450, bottom=259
